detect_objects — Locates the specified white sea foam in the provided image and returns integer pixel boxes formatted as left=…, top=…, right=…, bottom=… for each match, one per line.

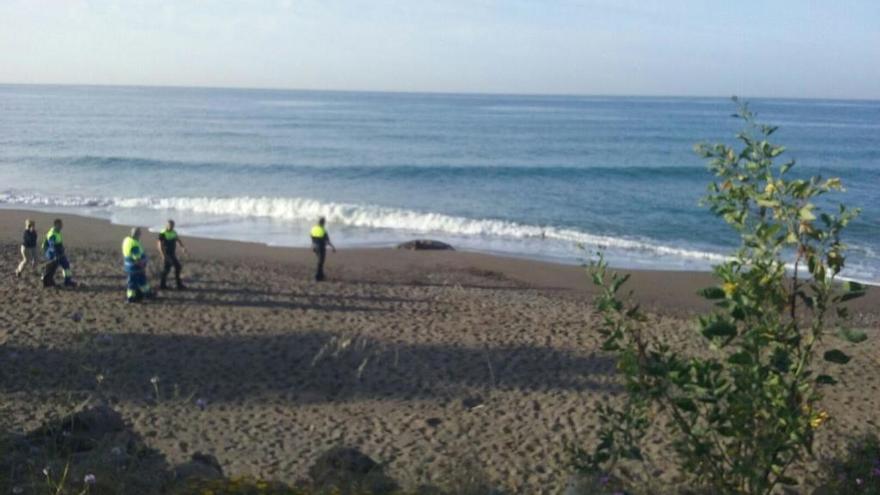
left=1, top=192, right=731, bottom=264
left=5, top=191, right=879, bottom=285
left=7, top=191, right=880, bottom=286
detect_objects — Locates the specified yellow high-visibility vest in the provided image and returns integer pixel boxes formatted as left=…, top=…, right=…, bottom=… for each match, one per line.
left=46, top=227, right=63, bottom=245
left=310, top=225, right=326, bottom=239
left=122, top=236, right=143, bottom=261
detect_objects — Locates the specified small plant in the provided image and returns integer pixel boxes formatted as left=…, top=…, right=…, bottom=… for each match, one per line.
left=150, top=375, right=161, bottom=401
left=821, top=434, right=880, bottom=494
left=572, top=100, right=867, bottom=495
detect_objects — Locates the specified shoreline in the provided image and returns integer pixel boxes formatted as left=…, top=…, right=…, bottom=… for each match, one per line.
left=2, top=208, right=879, bottom=315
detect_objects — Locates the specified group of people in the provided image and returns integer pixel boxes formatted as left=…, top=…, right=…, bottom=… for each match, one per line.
left=121, top=220, right=188, bottom=302
left=16, top=218, right=76, bottom=287
left=15, top=216, right=336, bottom=302
left=15, top=218, right=188, bottom=303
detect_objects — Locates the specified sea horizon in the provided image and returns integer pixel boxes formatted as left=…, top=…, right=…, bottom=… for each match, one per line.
left=2, top=81, right=879, bottom=104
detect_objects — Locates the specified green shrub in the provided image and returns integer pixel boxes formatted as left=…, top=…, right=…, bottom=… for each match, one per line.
left=572, top=99, right=867, bottom=495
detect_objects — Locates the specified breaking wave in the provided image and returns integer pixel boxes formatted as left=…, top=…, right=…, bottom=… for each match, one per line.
left=0, top=191, right=728, bottom=263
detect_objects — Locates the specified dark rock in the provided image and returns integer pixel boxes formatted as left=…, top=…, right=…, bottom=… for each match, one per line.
left=28, top=405, right=125, bottom=453
left=308, top=447, right=399, bottom=494
left=396, top=240, right=455, bottom=251
left=5, top=406, right=171, bottom=494
left=173, top=452, right=224, bottom=481
left=425, top=417, right=443, bottom=428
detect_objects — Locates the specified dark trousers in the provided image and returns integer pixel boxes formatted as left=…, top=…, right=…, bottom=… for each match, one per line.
left=161, top=255, right=182, bottom=287
left=42, top=255, right=70, bottom=286
left=313, top=245, right=326, bottom=281
left=126, top=269, right=151, bottom=301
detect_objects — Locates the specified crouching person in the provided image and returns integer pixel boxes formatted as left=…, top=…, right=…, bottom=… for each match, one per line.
left=41, top=218, right=76, bottom=287
left=122, top=228, right=153, bottom=303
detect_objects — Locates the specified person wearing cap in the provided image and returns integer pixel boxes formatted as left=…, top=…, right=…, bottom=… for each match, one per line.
left=122, top=227, right=153, bottom=302
left=16, top=219, right=38, bottom=278
left=310, top=217, right=336, bottom=281
left=157, top=219, right=187, bottom=290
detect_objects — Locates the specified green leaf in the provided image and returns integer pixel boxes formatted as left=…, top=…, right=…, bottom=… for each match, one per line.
left=799, top=205, right=816, bottom=221
left=771, top=348, right=792, bottom=372
left=825, top=177, right=842, bottom=190
left=727, top=352, right=752, bottom=365
left=698, top=287, right=726, bottom=300
left=611, top=273, right=631, bottom=293
left=837, top=328, right=868, bottom=344
left=769, top=145, right=786, bottom=157
left=816, top=374, right=838, bottom=385
left=702, top=319, right=737, bottom=340
left=843, top=280, right=866, bottom=293
left=673, top=398, right=697, bottom=412
left=839, top=280, right=867, bottom=302
left=823, top=349, right=851, bottom=365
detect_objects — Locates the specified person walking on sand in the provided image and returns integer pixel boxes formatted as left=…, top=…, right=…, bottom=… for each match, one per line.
left=15, top=219, right=38, bottom=278
left=157, top=219, right=187, bottom=290
left=310, top=217, right=336, bottom=281
left=41, top=218, right=76, bottom=287
left=123, top=227, right=154, bottom=302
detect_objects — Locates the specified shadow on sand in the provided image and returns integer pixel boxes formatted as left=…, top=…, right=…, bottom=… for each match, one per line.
left=2, top=329, right=617, bottom=405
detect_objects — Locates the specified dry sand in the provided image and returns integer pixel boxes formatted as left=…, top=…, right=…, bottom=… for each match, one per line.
left=1, top=209, right=878, bottom=493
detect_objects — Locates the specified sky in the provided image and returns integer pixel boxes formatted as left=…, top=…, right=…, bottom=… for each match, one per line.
left=1, top=0, right=878, bottom=99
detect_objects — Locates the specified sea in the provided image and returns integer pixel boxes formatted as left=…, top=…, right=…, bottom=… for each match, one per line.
left=1, top=84, right=878, bottom=284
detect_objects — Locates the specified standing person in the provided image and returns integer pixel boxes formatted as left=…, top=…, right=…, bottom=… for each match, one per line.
left=41, top=218, right=76, bottom=287
left=123, top=228, right=153, bottom=302
left=310, top=217, right=336, bottom=281
left=157, top=219, right=187, bottom=290
left=15, top=219, right=38, bottom=277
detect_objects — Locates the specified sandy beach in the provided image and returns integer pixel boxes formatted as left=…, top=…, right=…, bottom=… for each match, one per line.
left=2, top=209, right=879, bottom=493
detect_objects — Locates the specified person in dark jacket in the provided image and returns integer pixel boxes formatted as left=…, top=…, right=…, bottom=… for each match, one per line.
left=15, top=219, right=37, bottom=277
left=157, top=219, right=187, bottom=290
left=310, top=217, right=336, bottom=281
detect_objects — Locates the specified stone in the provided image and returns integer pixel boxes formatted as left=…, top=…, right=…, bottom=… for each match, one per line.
left=173, top=452, right=224, bottom=481
left=308, top=447, right=399, bottom=494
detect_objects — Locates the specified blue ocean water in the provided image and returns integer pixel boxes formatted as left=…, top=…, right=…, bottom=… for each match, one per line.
left=1, top=85, right=878, bottom=283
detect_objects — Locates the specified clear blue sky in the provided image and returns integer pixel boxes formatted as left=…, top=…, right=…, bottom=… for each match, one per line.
left=1, top=0, right=878, bottom=99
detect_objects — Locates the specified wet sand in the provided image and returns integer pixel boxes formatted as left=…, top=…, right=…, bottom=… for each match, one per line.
left=1, top=209, right=878, bottom=493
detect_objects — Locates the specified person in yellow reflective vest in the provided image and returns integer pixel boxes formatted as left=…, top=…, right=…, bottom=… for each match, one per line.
left=41, top=218, right=76, bottom=287
left=122, top=227, right=154, bottom=302
left=310, top=217, right=336, bottom=281
left=157, top=219, right=187, bottom=290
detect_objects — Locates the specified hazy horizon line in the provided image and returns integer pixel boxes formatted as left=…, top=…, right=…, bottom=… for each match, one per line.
left=2, top=81, right=878, bottom=103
